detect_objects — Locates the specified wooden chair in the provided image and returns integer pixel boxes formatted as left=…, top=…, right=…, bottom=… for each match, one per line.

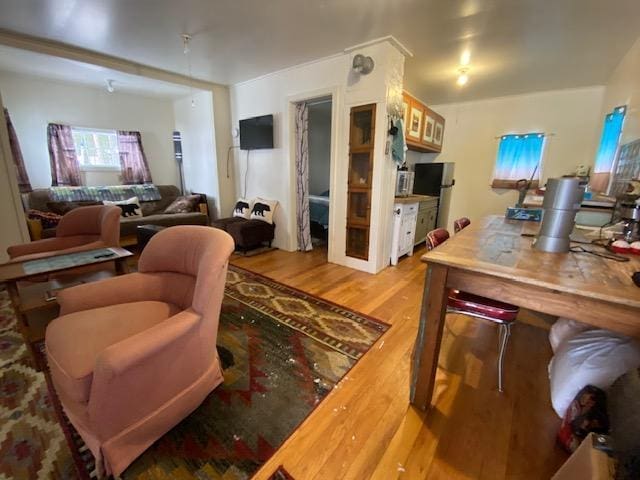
left=453, top=217, right=471, bottom=233
left=425, top=228, right=518, bottom=392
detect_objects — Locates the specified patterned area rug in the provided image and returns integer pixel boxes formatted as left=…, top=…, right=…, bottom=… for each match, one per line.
left=0, top=265, right=388, bottom=479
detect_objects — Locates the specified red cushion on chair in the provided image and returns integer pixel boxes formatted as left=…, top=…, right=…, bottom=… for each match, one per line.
left=426, top=228, right=450, bottom=250
left=448, top=290, right=519, bottom=322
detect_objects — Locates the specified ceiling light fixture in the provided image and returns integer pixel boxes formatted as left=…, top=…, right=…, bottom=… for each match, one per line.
left=456, top=68, right=470, bottom=86
left=106, top=79, right=115, bottom=93
left=460, top=49, right=471, bottom=66
left=181, top=33, right=196, bottom=107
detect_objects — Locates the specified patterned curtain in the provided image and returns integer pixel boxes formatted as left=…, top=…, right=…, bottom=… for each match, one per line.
left=48, top=123, right=82, bottom=186
left=295, top=103, right=312, bottom=252
left=3, top=108, right=32, bottom=193
left=117, top=131, right=152, bottom=184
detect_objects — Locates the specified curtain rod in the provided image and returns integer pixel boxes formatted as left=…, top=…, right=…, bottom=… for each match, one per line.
left=494, top=133, right=556, bottom=139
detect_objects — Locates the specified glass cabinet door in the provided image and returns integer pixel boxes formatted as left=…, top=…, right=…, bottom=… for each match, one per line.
left=346, top=103, right=376, bottom=261
left=350, top=106, right=376, bottom=150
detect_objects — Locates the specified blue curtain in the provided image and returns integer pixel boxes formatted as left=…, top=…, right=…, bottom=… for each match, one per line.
left=594, top=106, right=626, bottom=173
left=494, top=133, right=544, bottom=180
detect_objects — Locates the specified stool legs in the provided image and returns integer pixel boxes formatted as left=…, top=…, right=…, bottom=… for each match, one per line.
left=497, top=323, right=512, bottom=393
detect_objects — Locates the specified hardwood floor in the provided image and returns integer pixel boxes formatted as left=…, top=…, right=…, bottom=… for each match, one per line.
left=230, top=246, right=568, bottom=480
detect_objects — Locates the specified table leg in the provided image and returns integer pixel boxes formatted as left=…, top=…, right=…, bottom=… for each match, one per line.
left=410, top=262, right=449, bottom=410
left=115, top=258, right=130, bottom=275
left=6, top=281, right=40, bottom=369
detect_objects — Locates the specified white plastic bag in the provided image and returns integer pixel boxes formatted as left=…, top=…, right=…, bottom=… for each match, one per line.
left=549, top=329, right=640, bottom=417
left=548, top=317, right=593, bottom=353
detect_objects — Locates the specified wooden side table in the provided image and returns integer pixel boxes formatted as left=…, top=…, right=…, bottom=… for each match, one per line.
left=0, top=247, right=133, bottom=368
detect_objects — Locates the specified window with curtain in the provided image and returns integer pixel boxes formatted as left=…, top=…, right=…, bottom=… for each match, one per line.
left=491, top=133, right=545, bottom=189
left=590, top=106, right=626, bottom=193
left=594, top=106, right=626, bottom=173
left=71, top=128, right=121, bottom=170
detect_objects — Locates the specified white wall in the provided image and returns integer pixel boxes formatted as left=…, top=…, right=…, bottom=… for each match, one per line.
left=0, top=70, right=179, bottom=188
left=230, top=54, right=347, bottom=252
left=601, top=37, right=640, bottom=145
left=210, top=85, right=236, bottom=219
left=230, top=40, right=405, bottom=273
left=407, top=87, right=605, bottom=230
left=308, top=100, right=332, bottom=195
left=173, top=91, right=220, bottom=219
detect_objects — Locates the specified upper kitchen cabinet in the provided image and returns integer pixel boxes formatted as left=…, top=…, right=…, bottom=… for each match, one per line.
left=402, top=92, right=445, bottom=153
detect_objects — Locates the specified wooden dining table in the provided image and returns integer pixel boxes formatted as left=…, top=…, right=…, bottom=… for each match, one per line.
left=410, top=215, right=640, bottom=410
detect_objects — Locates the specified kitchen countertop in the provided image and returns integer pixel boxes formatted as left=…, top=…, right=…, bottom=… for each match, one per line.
left=523, top=193, right=616, bottom=209
left=394, top=194, right=438, bottom=204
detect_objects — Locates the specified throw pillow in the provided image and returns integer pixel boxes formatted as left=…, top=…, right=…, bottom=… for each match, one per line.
left=233, top=198, right=253, bottom=219
left=164, top=195, right=201, bottom=214
left=46, top=200, right=101, bottom=215
left=103, top=196, right=143, bottom=218
left=27, top=209, right=62, bottom=229
left=250, top=197, right=278, bottom=224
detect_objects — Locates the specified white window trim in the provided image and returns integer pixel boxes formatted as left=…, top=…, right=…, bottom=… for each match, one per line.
left=79, top=164, right=122, bottom=172
left=72, top=126, right=122, bottom=171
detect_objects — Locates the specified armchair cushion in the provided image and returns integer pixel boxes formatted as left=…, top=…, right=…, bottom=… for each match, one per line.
left=46, top=300, right=180, bottom=404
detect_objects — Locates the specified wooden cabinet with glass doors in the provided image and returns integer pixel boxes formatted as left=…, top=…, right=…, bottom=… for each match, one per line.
left=346, top=103, right=376, bottom=260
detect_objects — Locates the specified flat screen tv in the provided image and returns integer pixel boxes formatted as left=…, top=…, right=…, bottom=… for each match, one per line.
left=239, top=114, right=274, bottom=150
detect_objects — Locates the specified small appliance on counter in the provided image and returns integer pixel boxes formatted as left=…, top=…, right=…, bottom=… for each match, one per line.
left=395, top=169, right=414, bottom=197
left=615, top=194, right=640, bottom=243
left=533, top=177, right=585, bottom=253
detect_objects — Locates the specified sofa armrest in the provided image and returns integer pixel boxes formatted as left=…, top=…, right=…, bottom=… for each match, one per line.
left=26, top=218, right=43, bottom=241
left=87, top=309, right=205, bottom=439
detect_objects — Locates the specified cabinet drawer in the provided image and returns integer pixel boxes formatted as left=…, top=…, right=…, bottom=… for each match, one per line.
left=419, top=199, right=439, bottom=211
left=403, top=203, right=418, bottom=215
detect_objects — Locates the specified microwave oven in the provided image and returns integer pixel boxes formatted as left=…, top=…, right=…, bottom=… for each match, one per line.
left=396, top=171, right=414, bottom=197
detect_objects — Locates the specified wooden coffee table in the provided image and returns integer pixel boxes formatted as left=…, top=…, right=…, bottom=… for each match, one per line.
left=0, top=247, right=132, bottom=367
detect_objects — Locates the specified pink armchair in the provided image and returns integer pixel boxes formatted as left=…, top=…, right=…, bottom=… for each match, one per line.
left=7, top=205, right=121, bottom=261
left=45, top=226, right=234, bottom=477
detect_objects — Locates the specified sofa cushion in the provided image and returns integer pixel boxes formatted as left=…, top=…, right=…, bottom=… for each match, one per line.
left=47, top=200, right=101, bottom=215
left=46, top=300, right=181, bottom=404
left=119, top=212, right=209, bottom=237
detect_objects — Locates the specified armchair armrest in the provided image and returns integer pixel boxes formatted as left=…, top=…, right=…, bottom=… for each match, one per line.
left=7, top=237, right=80, bottom=259
left=87, top=309, right=206, bottom=439
left=57, top=272, right=158, bottom=315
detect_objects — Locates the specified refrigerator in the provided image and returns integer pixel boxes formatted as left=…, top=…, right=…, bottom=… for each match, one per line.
left=412, top=162, right=455, bottom=229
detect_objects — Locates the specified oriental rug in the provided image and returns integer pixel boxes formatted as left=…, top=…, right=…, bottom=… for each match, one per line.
left=0, top=265, right=388, bottom=479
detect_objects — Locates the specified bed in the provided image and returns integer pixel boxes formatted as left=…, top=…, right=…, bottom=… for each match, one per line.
left=309, top=193, right=329, bottom=240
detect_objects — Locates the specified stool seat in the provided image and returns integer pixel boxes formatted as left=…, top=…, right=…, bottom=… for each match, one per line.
left=448, top=290, right=518, bottom=323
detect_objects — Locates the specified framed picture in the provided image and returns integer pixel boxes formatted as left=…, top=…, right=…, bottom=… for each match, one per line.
left=434, top=122, right=444, bottom=146
left=402, top=100, right=410, bottom=128
left=422, top=115, right=435, bottom=143
left=408, top=105, right=423, bottom=140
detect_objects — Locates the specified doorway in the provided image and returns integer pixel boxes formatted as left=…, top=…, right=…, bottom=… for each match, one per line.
left=294, top=96, right=332, bottom=258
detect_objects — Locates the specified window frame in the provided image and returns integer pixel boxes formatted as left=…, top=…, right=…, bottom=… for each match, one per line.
left=491, top=132, right=547, bottom=190
left=71, top=127, right=121, bottom=172
left=593, top=105, right=626, bottom=175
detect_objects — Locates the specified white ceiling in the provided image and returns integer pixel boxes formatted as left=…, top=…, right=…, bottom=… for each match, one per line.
left=0, top=44, right=192, bottom=99
left=0, top=0, right=638, bottom=104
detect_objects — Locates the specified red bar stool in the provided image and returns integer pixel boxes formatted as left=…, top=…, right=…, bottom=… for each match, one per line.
left=454, top=217, right=471, bottom=233
left=425, top=228, right=519, bottom=392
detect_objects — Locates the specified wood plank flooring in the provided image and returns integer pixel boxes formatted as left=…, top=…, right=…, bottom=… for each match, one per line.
left=230, top=247, right=568, bottom=480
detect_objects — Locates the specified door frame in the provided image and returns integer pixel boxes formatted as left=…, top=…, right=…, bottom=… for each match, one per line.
left=286, top=86, right=341, bottom=256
